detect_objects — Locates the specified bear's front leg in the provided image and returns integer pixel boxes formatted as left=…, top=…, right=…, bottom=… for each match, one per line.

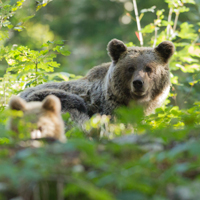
left=101, top=100, right=118, bottom=116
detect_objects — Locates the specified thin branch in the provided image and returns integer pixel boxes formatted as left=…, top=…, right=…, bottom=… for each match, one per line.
left=132, top=0, right=143, bottom=46
left=126, top=13, right=136, bottom=22
left=167, top=7, right=173, bottom=39
left=173, top=11, right=179, bottom=32
left=153, top=27, right=158, bottom=48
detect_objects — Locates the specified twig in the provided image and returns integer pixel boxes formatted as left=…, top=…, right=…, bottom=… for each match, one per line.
left=132, top=0, right=143, bottom=46
left=153, top=27, right=158, bottom=48
left=173, top=11, right=179, bottom=32
left=126, top=13, right=136, bottom=22
left=167, top=7, right=173, bottom=39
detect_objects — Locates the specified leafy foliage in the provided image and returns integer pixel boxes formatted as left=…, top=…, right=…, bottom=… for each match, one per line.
left=0, top=0, right=200, bottom=200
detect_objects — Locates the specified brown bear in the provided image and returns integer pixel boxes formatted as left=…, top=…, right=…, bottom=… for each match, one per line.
left=8, top=95, right=66, bottom=142
left=19, top=39, right=174, bottom=118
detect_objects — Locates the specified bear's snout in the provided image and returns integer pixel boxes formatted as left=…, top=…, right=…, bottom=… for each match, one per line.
left=133, top=79, right=144, bottom=90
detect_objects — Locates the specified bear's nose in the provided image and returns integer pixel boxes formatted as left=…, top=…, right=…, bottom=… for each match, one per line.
left=133, top=80, right=143, bottom=89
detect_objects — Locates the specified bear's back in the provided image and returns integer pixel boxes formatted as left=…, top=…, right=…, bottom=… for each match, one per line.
left=85, top=62, right=110, bottom=82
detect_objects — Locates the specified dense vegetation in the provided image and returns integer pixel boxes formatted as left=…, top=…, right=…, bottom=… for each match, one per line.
left=0, top=0, right=200, bottom=199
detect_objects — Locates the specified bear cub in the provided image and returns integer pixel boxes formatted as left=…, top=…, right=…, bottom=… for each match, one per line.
left=8, top=95, right=66, bottom=142
left=19, top=39, right=175, bottom=119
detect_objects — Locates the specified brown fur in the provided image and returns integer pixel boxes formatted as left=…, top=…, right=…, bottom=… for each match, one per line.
left=19, top=39, right=175, bottom=119
left=8, top=95, right=66, bottom=142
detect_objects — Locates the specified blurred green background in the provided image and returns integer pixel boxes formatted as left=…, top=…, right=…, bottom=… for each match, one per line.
left=3, top=0, right=199, bottom=75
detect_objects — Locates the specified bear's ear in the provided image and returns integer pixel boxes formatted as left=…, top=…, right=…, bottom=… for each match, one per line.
left=42, top=95, right=61, bottom=114
left=9, top=96, right=26, bottom=111
left=107, top=39, right=127, bottom=62
left=155, top=41, right=175, bottom=63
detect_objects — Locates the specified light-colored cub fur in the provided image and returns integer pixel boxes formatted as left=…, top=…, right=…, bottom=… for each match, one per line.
left=8, top=95, right=66, bottom=142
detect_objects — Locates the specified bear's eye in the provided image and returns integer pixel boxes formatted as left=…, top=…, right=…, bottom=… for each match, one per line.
left=145, top=66, right=152, bottom=73
left=128, top=67, right=135, bottom=73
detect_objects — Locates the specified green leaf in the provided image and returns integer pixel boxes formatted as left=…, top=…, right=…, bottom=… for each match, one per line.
left=141, top=24, right=155, bottom=33
left=141, top=6, right=156, bottom=13
left=178, top=22, right=198, bottom=39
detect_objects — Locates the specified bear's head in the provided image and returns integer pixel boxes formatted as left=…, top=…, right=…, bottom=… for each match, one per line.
left=8, top=95, right=66, bottom=142
left=107, top=39, right=175, bottom=111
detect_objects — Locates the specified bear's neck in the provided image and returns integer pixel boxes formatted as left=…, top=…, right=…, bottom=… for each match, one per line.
left=143, top=84, right=170, bottom=115
left=99, top=65, right=131, bottom=115
left=102, top=63, right=131, bottom=104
